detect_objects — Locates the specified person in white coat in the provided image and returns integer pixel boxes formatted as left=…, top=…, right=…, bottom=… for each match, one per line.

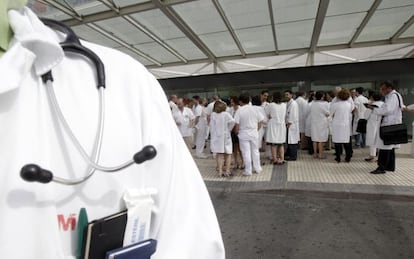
left=284, top=90, right=300, bottom=161
left=234, top=94, right=265, bottom=176
left=310, top=91, right=330, bottom=159
left=368, top=81, right=404, bottom=174
left=252, top=95, right=268, bottom=155
left=210, top=101, right=235, bottom=177
left=304, top=91, right=315, bottom=154
left=265, top=92, right=287, bottom=164
left=330, top=89, right=353, bottom=163
left=173, top=98, right=195, bottom=150
left=0, top=4, right=224, bottom=258
left=353, top=87, right=369, bottom=147
left=364, top=92, right=384, bottom=162
left=295, top=91, right=308, bottom=150
left=194, top=97, right=209, bottom=158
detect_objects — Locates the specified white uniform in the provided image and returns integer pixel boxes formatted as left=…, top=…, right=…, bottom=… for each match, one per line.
left=194, top=105, right=208, bottom=157
left=234, top=105, right=264, bottom=175
left=296, top=96, right=308, bottom=133
left=353, top=94, right=369, bottom=135
left=364, top=101, right=384, bottom=147
left=210, top=112, right=235, bottom=154
left=310, top=101, right=330, bottom=142
left=254, top=105, right=268, bottom=147
left=173, top=107, right=195, bottom=137
left=373, top=90, right=404, bottom=150
left=330, top=100, right=353, bottom=143
left=304, top=102, right=313, bottom=137
left=265, top=102, right=286, bottom=144
left=0, top=7, right=224, bottom=259
left=286, top=99, right=300, bottom=144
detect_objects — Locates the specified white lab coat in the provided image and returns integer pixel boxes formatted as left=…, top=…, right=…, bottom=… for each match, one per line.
left=210, top=112, right=235, bottom=154
left=265, top=102, right=286, bottom=144
left=286, top=99, right=300, bottom=144
left=364, top=101, right=384, bottom=147
left=310, top=101, right=330, bottom=142
left=352, top=94, right=369, bottom=135
left=0, top=7, right=224, bottom=259
left=373, top=90, right=404, bottom=150
left=304, top=102, right=313, bottom=137
left=330, top=100, right=353, bottom=143
left=296, top=96, right=308, bottom=133
left=173, top=107, right=195, bottom=137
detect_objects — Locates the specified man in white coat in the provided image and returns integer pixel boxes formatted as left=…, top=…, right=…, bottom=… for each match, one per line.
left=234, top=94, right=265, bottom=176
left=173, top=98, right=195, bottom=150
left=284, top=90, right=300, bottom=161
left=0, top=3, right=224, bottom=258
left=353, top=87, right=369, bottom=147
left=368, top=81, right=404, bottom=174
left=295, top=91, right=308, bottom=150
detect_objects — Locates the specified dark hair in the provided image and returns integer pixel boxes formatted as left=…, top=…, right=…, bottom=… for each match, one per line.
left=261, top=90, right=269, bottom=95
left=372, top=92, right=382, bottom=102
left=356, top=87, right=364, bottom=95
left=328, top=90, right=336, bottom=99
left=308, top=91, right=315, bottom=103
left=239, top=94, right=250, bottom=104
left=284, top=90, right=293, bottom=95
left=368, top=90, right=375, bottom=99
left=230, top=96, right=239, bottom=104
left=223, top=98, right=231, bottom=106
left=251, top=95, right=261, bottom=106
left=315, top=91, right=325, bottom=100
left=272, top=92, right=282, bottom=103
left=380, top=80, right=395, bottom=90
left=296, top=91, right=305, bottom=97
left=192, top=95, right=200, bottom=100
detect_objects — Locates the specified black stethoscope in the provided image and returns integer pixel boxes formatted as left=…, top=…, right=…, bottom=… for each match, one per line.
left=20, top=18, right=157, bottom=185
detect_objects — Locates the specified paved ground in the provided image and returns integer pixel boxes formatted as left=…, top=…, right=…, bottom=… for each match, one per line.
left=192, top=143, right=414, bottom=258
left=194, top=143, right=414, bottom=199
left=210, top=191, right=414, bottom=259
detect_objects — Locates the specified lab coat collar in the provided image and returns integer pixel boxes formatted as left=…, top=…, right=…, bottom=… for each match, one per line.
left=0, top=7, right=64, bottom=94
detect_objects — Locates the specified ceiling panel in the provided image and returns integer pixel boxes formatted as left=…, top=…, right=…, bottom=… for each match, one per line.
left=326, top=0, right=374, bottom=16
left=72, top=24, right=120, bottom=48
left=319, top=13, right=365, bottom=46
left=401, top=24, right=414, bottom=38
left=130, top=9, right=185, bottom=40
left=66, top=0, right=109, bottom=16
left=114, top=46, right=154, bottom=66
left=218, top=0, right=270, bottom=29
left=235, top=26, right=275, bottom=53
left=95, top=17, right=153, bottom=45
left=314, top=52, right=350, bottom=66
left=276, top=20, right=314, bottom=50
left=164, top=37, right=207, bottom=60
left=378, top=0, right=414, bottom=9
left=325, top=44, right=413, bottom=61
left=173, top=1, right=227, bottom=34
left=27, top=0, right=71, bottom=20
left=357, top=6, right=414, bottom=42
left=272, top=0, right=319, bottom=23
left=199, top=32, right=241, bottom=57
left=114, top=0, right=149, bottom=8
left=135, top=42, right=180, bottom=63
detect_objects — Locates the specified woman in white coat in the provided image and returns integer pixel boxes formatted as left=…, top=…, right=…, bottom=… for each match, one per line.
left=364, top=92, right=384, bottom=162
left=210, top=101, right=236, bottom=176
left=330, top=89, right=353, bottom=163
left=310, top=91, right=330, bottom=159
left=265, top=92, right=287, bottom=164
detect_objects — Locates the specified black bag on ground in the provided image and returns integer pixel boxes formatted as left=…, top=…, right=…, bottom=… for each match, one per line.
left=356, top=119, right=367, bottom=133
left=379, top=123, right=408, bottom=145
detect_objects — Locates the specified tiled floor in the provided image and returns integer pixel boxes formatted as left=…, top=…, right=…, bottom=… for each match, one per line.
left=193, top=143, right=414, bottom=198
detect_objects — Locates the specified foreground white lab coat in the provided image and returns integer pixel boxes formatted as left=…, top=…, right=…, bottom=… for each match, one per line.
left=0, top=7, right=224, bottom=259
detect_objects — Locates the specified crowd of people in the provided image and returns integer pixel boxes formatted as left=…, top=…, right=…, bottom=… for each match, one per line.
left=169, top=80, right=412, bottom=177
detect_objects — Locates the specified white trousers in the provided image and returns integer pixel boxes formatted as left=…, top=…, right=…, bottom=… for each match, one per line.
left=369, top=146, right=377, bottom=157
left=195, top=126, right=207, bottom=156
left=239, top=136, right=262, bottom=174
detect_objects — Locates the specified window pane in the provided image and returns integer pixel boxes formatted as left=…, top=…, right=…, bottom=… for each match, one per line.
left=276, top=20, right=314, bottom=50
left=319, top=13, right=365, bottom=46
left=272, top=0, right=319, bottom=23
left=235, top=26, right=275, bottom=53
left=199, top=32, right=241, bottom=56
left=326, top=0, right=374, bottom=16
left=219, top=0, right=270, bottom=29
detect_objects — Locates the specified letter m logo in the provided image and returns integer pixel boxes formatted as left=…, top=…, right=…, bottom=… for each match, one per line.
left=57, top=213, right=77, bottom=231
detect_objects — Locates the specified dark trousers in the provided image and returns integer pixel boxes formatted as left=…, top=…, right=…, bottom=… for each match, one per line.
left=306, top=136, right=314, bottom=154
left=334, top=143, right=352, bottom=161
left=286, top=144, right=298, bottom=160
left=377, top=149, right=395, bottom=171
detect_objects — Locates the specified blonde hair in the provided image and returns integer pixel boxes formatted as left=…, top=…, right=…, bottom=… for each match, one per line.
left=213, top=101, right=227, bottom=113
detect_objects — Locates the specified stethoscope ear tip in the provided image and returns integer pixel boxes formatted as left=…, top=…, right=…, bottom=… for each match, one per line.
left=133, top=145, right=157, bottom=164
left=20, top=164, right=53, bottom=184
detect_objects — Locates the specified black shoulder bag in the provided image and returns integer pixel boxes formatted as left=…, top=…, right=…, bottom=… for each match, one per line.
left=379, top=93, right=408, bottom=145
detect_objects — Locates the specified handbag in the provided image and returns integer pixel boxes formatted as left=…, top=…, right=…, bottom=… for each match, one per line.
left=356, top=119, right=367, bottom=133
left=380, top=123, right=408, bottom=145
left=379, top=92, right=408, bottom=145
